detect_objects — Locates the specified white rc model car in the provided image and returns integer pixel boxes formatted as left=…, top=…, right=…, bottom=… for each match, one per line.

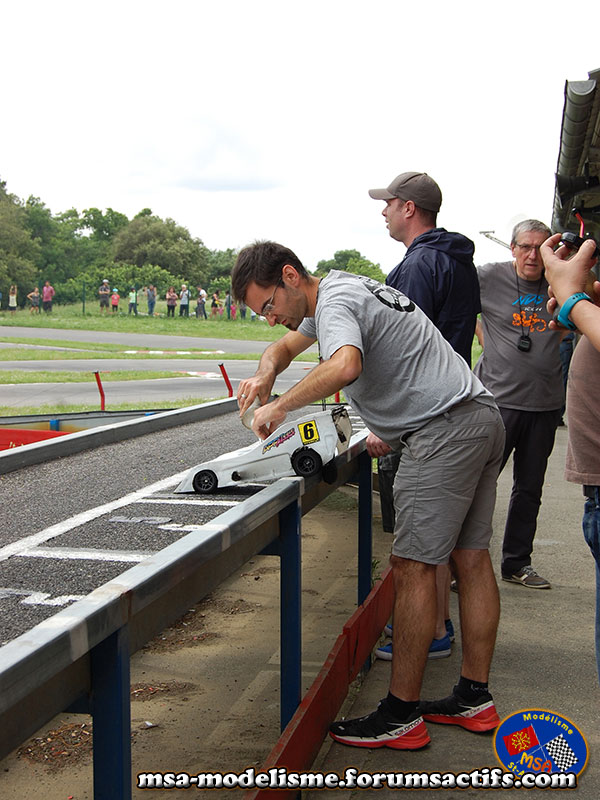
left=175, top=407, right=352, bottom=494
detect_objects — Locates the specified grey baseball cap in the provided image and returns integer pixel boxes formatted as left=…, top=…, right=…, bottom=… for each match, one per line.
left=368, top=171, right=442, bottom=212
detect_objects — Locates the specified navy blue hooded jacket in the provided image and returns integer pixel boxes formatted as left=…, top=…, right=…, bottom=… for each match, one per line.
left=385, top=227, right=480, bottom=366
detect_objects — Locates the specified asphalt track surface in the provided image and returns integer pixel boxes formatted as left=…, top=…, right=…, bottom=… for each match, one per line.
left=0, top=409, right=263, bottom=645
left=0, top=326, right=317, bottom=407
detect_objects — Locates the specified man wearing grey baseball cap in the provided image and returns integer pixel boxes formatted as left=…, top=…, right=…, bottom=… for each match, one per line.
left=366, top=172, right=496, bottom=739
left=368, top=171, right=443, bottom=213
left=369, top=173, right=480, bottom=540
left=368, top=171, right=479, bottom=364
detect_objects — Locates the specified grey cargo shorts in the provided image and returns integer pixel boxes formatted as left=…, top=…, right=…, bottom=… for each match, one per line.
left=392, top=400, right=505, bottom=564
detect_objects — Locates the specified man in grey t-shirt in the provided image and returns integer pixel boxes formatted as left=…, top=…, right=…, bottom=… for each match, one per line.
left=232, top=241, right=505, bottom=750
left=475, top=220, right=563, bottom=589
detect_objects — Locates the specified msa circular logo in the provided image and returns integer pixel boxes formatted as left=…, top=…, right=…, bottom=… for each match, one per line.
left=494, top=709, right=588, bottom=779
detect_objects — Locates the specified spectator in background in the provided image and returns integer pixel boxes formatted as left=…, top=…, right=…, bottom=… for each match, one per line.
left=111, top=288, right=120, bottom=313
left=166, top=286, right=178, bottom=317
left=42, top=280, right=55, bottom=313
left=27, top=287, right=40, bottom=313
left=369, top=171, right=480, bottom=661
left=225, top=290, right=232, bottom=319
left=211, top=290, right=220, bottom=318
left=98, top=279, right=110, bottom=313
left=196, top=286, right=207, bottom=319
left=146, top=284, right=156, bottom=316
left=179, top=284, right=190, bottom=317
left=475, top=220, right=562, bottom=590
left=8, top=285, right=17, bottom=315
left=128, top=287, right=138, bottom=315
left=541, top=234, right=600, bottom=681
left=239, top=300, right=247, bottom=320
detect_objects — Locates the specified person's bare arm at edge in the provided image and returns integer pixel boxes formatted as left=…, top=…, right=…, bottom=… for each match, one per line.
left=237, top=330, right=316, bottom=416
left=542, top=234, right=600, bottom=351
left=250, top=344, right=362, bottom=439
left=475, top=318, right=484, bottom=348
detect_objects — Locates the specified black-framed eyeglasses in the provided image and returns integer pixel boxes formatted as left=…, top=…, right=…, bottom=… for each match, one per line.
left=514, top=243, right=542, bottom=253
left=261, top=278, right=283, bottom=316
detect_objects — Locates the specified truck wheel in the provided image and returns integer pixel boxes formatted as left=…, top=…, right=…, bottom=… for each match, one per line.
left=192, top=469, right=218, bottom=494
left=291, top=448, right=322, bottom=478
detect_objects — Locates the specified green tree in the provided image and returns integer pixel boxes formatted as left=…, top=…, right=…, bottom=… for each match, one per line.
left=314, top=249, right=385, bottom=282
left=0, top=180, right=39, bottom=303
left=205, top=248, right=238, bottom=292
left=314, top=249, right=363, bottom=276
left=23, top=198, right=84, bottom=290
left=112, top=212, right=210, bottom=287
left=346, top=255, right=386, bottom=283
left=80, top=207, right=129, bottom=242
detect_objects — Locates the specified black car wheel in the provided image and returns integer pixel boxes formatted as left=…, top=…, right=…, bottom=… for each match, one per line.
left=192, top=469, right=218, bottom=494
left=291, top=448, right=322, bottom=478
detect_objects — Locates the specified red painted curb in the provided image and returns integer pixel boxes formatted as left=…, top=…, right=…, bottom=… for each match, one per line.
left=244, top=566, right=393, bottom=799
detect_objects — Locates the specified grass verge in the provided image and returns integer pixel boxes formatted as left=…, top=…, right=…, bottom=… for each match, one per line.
left=0, top=397, right=219, bottom=417
left=0, top=347, right=317, bottom=362
left=0, top=370, right=194, bottom=384
left=0, top=306, right=283, bottom=341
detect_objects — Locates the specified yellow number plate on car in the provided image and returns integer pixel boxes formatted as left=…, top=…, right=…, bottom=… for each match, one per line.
left=298, top=420, right=320, bottom=445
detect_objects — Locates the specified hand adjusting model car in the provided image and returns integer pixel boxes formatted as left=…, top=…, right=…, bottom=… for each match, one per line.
left=175, top=407, right=352, bottom=494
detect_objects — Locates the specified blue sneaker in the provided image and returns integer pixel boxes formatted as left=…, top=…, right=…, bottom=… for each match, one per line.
left=375, top=633, right=451, bottom=661
left=428, top=634, right=452, bottom=658
left=384, top=620, right=455, bottom=642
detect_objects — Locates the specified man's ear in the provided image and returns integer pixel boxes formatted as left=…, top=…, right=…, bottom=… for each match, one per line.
left=282, top=264, right=301, bottom=286
left=404, top=200, right=416, bottom=219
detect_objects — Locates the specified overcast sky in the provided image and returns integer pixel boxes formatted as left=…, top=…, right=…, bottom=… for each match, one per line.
left=2, top=1, right=598, bottom=273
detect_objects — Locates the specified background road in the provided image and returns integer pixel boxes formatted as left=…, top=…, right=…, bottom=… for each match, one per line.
left=0, top=326, right=318, bottom=408
left=0, top=325, right=319, bottom=354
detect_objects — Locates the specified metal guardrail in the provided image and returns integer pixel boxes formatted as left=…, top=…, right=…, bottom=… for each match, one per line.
left=0, top=430, right=371, bottom=799
left=0, top=397, right=238, bottom=474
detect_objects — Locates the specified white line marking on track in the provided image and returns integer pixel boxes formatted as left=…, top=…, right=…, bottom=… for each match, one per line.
left=17, top=547, right=152, bottom=563
left=0, top=470, right=189, bottom=563
left=133, top=498, right=237, bottom=506
left=0, top=587, right=85, bottom=607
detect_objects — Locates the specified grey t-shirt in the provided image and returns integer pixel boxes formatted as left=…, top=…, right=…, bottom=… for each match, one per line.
left=474, top=261, right=563, bottom=411
left=298, top=270, right=494, bottom=451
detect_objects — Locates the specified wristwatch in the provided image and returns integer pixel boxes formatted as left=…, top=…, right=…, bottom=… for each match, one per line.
left=556, top=292, right=592, bottom=331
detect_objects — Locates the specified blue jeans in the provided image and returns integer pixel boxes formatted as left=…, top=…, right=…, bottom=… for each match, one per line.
left=583, top=486, right=600, bottom=684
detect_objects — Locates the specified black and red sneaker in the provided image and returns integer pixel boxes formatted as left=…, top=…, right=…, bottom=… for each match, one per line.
left=329, top=700, right=430, bottom=750
left=420, top=690, right=499, bottom=733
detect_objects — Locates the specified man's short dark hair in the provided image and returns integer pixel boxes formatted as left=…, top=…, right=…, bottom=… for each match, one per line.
left=232, top=241, right=309, bottom=302
left=415, top=205, right=437, bottom=228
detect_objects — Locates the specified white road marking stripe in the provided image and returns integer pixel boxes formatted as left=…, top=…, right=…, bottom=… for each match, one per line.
left=0, top=587, right=85, bottom=607
left=0, top=470, right=189, bottom=563
left=17, top=547, right=152, bottom=563
left=133, top=498, right=237, bottom=507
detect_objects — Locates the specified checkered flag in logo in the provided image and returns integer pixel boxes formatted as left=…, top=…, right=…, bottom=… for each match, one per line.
left=544, top=734, right=578, bottom=771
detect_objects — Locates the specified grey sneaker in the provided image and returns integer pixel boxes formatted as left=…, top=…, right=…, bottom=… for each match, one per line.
left=502, top=565, right=551, bottom=589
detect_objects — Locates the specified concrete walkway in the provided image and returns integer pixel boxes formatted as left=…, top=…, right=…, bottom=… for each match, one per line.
left=309, top=425, right=599, bottom=797
left=0, top=422, right=596, bottom=797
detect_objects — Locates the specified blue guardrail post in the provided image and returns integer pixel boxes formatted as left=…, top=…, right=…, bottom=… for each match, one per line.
left=357, top=450, right=373, bottom=606
left=261, top=497, right=302, bottom=731
left=91, top=626, right=132, bottom=799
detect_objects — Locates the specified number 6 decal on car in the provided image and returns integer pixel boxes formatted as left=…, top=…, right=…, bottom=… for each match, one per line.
left=298, top=420, right=320, bottom=444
